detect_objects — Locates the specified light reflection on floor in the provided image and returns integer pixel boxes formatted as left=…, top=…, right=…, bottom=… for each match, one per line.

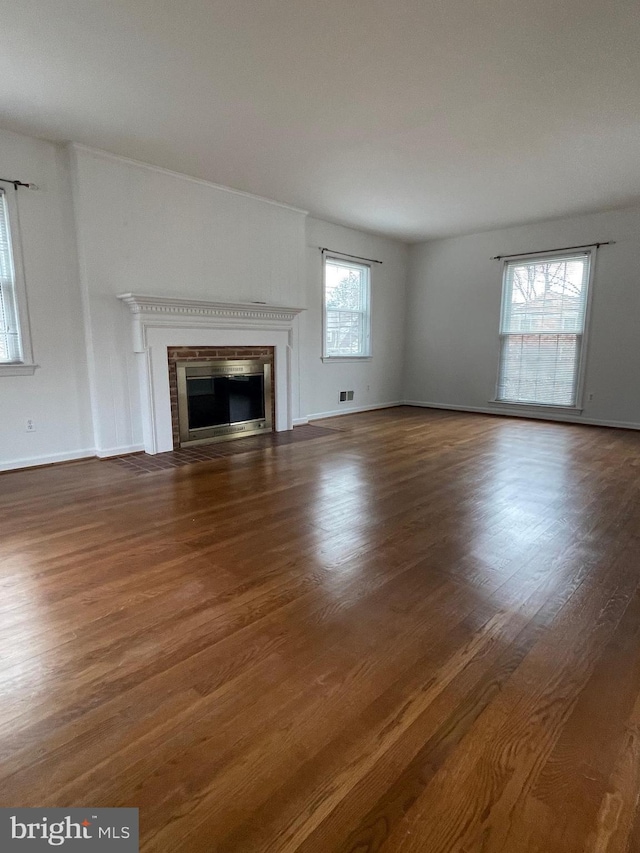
left=305, top=419, right=596, bottom=610
left=0, top=556, right=50, bottom=724
left=460, top=421, right=590, bottom=603
left=310, top=457, right=375, bottom=575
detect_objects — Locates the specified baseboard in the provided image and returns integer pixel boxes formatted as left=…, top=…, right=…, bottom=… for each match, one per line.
left=292, top=417, right=310, bottom=426
left=0, top=448, right=96, bottom=473
left=306, top=401, right=402, bottom=422
left=95, top=444, right=145, bottom=459
left=402, top=400, right=640, bottom=432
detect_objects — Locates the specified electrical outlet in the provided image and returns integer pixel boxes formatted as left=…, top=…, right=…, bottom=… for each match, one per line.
left=588, top=393, right=594, bottom=402
left=347, top=391, right=354, bottom=401
left=339, top=391, right=347, bottom=402
left=25, top=418, right=36, bottom=432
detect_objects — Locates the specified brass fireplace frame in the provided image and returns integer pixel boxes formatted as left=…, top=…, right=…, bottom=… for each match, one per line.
left=176, top=359, right=272, bottom=447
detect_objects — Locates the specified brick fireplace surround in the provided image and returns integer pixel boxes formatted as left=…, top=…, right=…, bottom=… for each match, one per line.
left=167, top=345, right=275, bottom=449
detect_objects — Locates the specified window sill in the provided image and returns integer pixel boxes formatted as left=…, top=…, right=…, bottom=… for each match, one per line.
left=0, top=362, right=39, bottom=376
left=489, top=399, right=583, bottom=415
left=322, top=356, right=372, bottom=364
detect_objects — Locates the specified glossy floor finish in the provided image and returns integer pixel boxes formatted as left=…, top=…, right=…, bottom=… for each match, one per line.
left=1, top=407, right=640, bottom=852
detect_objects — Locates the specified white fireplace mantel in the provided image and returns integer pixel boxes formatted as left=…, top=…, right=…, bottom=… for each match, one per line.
left=117, top=293, right=305, bottom=352
left=117, top=293, right=305, bottom=454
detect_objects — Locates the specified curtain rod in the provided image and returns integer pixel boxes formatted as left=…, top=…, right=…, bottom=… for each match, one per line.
left=0, top=177, right=35, bottom=190
left=319, top=247, right=383, bottom=265
left=492, top=241, right=615, bottom=261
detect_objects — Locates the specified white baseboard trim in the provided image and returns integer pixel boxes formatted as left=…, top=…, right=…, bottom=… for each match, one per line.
left=402, top=400, right=640, bottom=432
left=293, top=417, right=310, bottom=426
left=1, top=442, right=147, bottom=472
left=96, top=444, right=145, bottom=459
left=0, top=448, right=96, bottom=473
left=306, top=401, right=402, bottom=422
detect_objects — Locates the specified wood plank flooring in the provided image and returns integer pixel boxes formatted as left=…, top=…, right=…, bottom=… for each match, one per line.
left=1, top=406, right=640, bottom=852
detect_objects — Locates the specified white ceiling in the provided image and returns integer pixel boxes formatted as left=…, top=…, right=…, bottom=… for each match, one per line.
left=1, top=0, right=639, bottom=241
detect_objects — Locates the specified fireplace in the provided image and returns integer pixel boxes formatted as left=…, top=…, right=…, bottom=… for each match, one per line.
left=117, top=294, right=304, bottom=455
left=168, top=345, right=275, bottom=448
left=176, top=358, right=272, bottom=446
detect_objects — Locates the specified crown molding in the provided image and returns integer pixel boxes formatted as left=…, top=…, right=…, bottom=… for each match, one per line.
left=70, top=143, right=309, bottom=216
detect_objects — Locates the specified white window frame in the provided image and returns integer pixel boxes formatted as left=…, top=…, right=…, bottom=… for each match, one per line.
left=491, top=247, right=596, bottom=413
left=322, top=254, right=372, bottom=362
left=0, top=180, right=36, bottom=376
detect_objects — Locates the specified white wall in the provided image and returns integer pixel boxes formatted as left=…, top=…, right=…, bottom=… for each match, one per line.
left=1, top=135, right=409, bottom=469
left=0, top=129, right=93, bottom=470
left=404, top=206, right=640, bottom=428
left=301, top=218, right=408, bottom=420
left=71, top=146, right=309, bottom=455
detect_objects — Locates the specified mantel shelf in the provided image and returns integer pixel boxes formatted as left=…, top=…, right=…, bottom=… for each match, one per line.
left=117, top=293, right=305, bottom=324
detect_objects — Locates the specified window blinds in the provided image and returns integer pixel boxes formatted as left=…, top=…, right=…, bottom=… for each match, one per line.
left=0, top=189, right=21, bottom=362
left=497, top=253, right=591, bottom=407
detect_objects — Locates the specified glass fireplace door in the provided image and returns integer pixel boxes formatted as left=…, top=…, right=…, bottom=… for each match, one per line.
left=187, top=377, right=230, bottom=429
left=176, top=359, right=272, bottom=447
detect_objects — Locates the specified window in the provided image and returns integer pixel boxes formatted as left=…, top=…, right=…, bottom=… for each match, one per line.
left=496, top=251, right=593, bottom=408
left=323, top=256, right=371, bottom=359
left=0, top=182, right=35, bottom=375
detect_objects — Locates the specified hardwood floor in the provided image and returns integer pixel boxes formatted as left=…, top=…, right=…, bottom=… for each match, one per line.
left=1, top=406, right=640, bottom=852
